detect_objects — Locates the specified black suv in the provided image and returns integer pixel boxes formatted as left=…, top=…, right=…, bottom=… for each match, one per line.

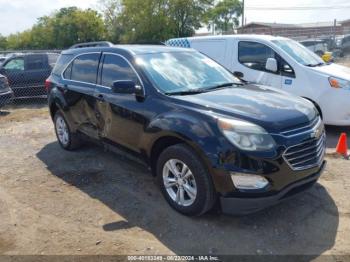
left=0, top=53, right=59, bottom=99
left=47, top=45, right=326, bottom=216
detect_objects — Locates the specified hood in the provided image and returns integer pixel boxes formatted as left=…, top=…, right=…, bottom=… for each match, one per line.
left=309, top=63, right=350, bottom=80
left=173, top=84, right=317, bottom=132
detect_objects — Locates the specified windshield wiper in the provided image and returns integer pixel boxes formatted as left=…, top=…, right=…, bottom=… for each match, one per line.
left=305, top=62, right=325, bottom=67
left=165, top=89, right=205, bottom=96
left=202, top=82, right=244, bottom=92
left=165, top=82, right=242, bottom=96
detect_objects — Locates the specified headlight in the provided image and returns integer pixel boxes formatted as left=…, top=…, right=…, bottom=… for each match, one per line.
left=218, top=118, right=276, bottom=151
left=328, top=76, right=350, bottom=89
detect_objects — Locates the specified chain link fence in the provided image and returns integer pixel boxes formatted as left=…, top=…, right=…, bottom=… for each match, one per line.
left=0, top=50, right=61, bottom=109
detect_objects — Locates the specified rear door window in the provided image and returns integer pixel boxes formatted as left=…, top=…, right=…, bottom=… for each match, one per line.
left=26, top=55, right=46, bottom=70
left=71, top=53, right=100, bottom=84
left=238, top=41, right=276, bottom=72
left=100, top=54, right=139, bottom=88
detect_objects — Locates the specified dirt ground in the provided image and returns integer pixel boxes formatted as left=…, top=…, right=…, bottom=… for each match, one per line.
left=0, top=106, right=349, bottom=258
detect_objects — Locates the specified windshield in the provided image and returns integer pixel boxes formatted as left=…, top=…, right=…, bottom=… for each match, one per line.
left=272, top=39, right=325, bottom=66
left=136, top=51, right=241, bottom=94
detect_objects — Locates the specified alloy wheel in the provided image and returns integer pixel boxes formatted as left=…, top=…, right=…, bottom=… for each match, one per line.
left=55, top=115, right=69, bottom=146
left=162, top=159, right=197, bottom=206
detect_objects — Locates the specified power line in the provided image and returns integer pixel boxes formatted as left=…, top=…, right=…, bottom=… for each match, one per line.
left=246, top=5, right=350, bottom=11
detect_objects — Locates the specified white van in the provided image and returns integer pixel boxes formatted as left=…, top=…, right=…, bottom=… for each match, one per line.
left=166, top=35, right=350, bottom=126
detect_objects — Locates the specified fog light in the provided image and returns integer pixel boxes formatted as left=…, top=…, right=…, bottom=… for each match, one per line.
left=230, top=173, right=269, bottom=190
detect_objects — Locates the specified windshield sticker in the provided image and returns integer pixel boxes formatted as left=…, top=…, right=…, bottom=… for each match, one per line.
left=285, top=79, right=293, bottom=85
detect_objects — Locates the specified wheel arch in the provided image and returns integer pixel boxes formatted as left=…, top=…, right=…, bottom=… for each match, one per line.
left=149, top=135, right=211, bottom=177
left=302, top=97, right=323, bottom=119
left=49, top=101, right=60, bottom=120
left=48, top=88, right=68, bottom=120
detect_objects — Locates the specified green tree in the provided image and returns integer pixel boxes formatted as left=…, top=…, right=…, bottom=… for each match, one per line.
left=169, top=0, right=213, bottom=37
left=3, top=7, right=106, bottom=50
left=30, top=16, right=55, bottom=49
left=51, top=7, right=106, bottom=48
left=205, top=0, right=242, bottom=33
left=6, top=30, right=32, bottom=50
left=0, top=34, right=7, bottom=50
left=99, top=0, right=124, bottom=43
left=118, top=0, right=171, bottom=43
left=100, top=0, right=213, bottom=43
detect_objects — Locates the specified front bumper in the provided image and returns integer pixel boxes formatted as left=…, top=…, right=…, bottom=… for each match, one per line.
left=220, top=160, right=326, bottom=215
left=319, top=89, right=350, bottom=126
left=0, top=89, right=14, bottom=107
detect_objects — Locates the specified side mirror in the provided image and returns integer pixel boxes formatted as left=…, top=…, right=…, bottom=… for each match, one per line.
left=265, top=58, right=278, bottom=72
left=233, top=71, right=248, bottom=83
left=233, top=71, right=244, bottom=79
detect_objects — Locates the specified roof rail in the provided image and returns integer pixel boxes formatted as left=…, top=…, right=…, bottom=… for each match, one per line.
left=129, top=41, right=166, bottom=45
left=69, top=41, right=114, bottom=49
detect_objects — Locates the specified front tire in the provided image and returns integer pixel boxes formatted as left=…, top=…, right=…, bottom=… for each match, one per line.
left=156, top=144, right=217, bottom=216
left=54, top=111, right=82, bottom=150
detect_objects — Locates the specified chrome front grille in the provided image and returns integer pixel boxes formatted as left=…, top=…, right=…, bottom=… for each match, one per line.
left=283, top=133, right=326, bottom=171
left=280, top=117, right=320, bottom=137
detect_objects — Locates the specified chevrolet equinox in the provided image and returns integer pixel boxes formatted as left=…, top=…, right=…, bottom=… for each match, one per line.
left=46, top=44, right=326, bottom=216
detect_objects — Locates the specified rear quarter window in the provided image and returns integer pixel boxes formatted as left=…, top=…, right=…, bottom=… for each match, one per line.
left=52, top=54, right=74, bottom=76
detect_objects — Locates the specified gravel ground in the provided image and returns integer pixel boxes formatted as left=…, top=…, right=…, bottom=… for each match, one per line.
left=0, top=106, right=349, bottom=258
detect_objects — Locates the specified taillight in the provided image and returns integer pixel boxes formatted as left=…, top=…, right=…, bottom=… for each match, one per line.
left=45, top=79, right=51, bottom=91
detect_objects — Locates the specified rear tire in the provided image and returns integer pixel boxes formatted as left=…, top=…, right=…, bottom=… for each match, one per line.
left=54, top=111, right=82, bottom=150
left=156, top=144, right=217, bottom=216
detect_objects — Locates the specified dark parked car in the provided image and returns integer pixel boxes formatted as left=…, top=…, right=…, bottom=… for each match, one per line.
left=0, top=74, right=13, bottom=108
left=299, top=39, right=328, bottom=57
left=0, top=53, right=59, bottom=99
left=340, top=34, right=350, bottom=56
left=0, top=56, right=6, bottom=65
left=46, top=45, right=326, bottom=216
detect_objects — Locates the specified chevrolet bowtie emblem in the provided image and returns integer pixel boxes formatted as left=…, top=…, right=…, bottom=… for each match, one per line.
left=311, top=124, right=323, bottom=139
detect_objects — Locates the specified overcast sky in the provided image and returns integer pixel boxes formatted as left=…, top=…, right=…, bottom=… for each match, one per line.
left=0, top=0, right=349, bottom=36
left=0, top=0, right=97, bottom=36
left=245, top=0, right=350, bottom=24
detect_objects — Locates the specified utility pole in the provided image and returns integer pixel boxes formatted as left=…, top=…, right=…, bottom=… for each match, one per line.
left=241, top=0, right=245, bottom=27
left=333, top=19, right=337, bottom=43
